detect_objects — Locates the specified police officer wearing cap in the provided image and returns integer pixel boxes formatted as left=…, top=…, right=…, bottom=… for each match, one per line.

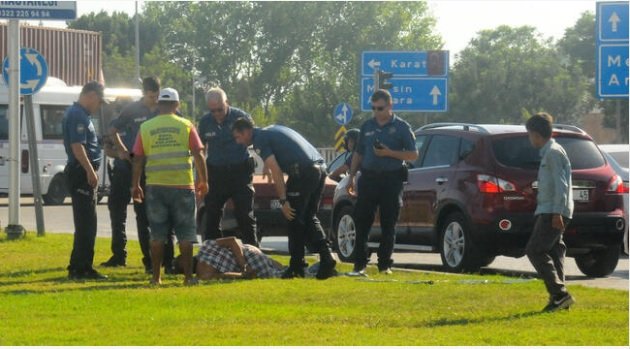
left=232, top=118, right=338, bottom=280
left=198, top=88, right=258, bottom=246
left=63, top=81, right=108, bottom=280
left=347, top=89, right=418, bottom=275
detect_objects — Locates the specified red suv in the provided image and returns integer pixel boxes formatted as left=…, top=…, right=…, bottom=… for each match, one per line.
left=331, top=123, right=626, bottom=277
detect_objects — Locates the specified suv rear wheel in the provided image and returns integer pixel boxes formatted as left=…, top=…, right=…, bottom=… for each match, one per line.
left=333, top=205, right=357, bottom=262
left=439, top=212, right=483, bottom=272
left=574, top=245, right=620, bottom=277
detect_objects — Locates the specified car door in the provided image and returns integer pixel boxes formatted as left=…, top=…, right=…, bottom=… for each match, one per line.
left=403, top=133, right=460, bottom=247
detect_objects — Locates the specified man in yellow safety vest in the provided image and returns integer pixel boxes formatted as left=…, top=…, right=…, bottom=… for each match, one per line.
left=131, top=87, right=209, bottom=286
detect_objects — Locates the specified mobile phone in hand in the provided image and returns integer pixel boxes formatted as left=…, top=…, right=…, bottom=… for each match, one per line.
left=373, top=139, right=384, bottom=149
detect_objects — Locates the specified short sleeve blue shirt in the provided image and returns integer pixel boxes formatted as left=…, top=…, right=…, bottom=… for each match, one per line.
left=356, top=114, right=416, bottom=172
left=62, top=102, right=101, bottom=165
left=251, top=125, right=323, bottom=174
left=111, top=98, right=157, bottom=152
left=198, top=106, right=251, bottom=166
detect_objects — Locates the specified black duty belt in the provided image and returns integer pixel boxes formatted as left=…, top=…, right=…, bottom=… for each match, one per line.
left=209, top=158, right=249, bottom=172
left=361, top=167, right=403, bottom=180
left=287, top=162, right=326, bottom=177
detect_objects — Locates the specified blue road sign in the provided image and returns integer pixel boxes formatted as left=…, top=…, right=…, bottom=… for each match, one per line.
left=597, top=44, right=629, bottom=98
left=598, top=1, right=629, bottom=42
left=0, top=1, right=77, bottom=20
left=362, top=51, right=449, bottom=77
left=596, top=1, right=629, bottom=98
left=361, top=77, right=447, bottom=112
left=334, top=103, right=353, bottom=125
left=2, top=48, right=49, bottom=95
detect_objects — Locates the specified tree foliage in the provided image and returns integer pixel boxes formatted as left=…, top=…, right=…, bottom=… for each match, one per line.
left=67, top=2, right=623, bottom=145
left=558, top=12, right=628, bottom=143
left=447, top=25, right=589, bottom=125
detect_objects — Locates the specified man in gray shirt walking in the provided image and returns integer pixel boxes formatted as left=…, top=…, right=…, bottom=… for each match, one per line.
left=525, top=112, right=575, bottom=312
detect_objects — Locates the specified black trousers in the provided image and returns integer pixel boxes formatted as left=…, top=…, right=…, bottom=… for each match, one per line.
left=204, top=160, right=257, bottom=246
left=108, top=160, right=174, bottom=267
left=352, top=169, right=404, bottom=270
left=285, top=164, right=328, bottom=270
left=67, top=163, right=98, bottom=272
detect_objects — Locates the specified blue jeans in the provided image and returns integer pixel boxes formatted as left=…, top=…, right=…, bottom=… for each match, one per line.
left=145, top=186, right=198, bottom=244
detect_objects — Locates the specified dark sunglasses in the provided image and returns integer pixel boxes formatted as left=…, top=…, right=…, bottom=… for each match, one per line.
left=210, top=107, right=225, bottom=113
left=371, top=105, right=386, bottom=111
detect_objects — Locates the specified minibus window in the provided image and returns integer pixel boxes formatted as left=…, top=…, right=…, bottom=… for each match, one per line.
left=41, top=105, right=68, bottom=140
left=0, top=105, right=8, bottom=140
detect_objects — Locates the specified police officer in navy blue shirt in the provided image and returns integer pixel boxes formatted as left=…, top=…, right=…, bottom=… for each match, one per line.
left=62, top=81, right=108, bottom=280
left=347, top=89, right=418, bottom=275
left=232, top=118, right=338, bottom=280
left=198, top=88, right=257, bottom=246
left=101, top=76, right=175, bottom=274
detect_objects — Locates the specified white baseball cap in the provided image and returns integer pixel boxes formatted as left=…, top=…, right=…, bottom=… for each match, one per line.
left=158, top=87, right=179, bottom=102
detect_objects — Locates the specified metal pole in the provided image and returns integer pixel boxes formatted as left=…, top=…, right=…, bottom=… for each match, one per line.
left=192, top=57, right=195, bottom=119
left=24, top=95, right=45, bottom=236
left=6, top=19, right=25, bottom=238
left=135, top=1, right=140, bottom=85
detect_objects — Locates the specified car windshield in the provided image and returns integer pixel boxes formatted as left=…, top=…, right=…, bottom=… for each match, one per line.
left=492, top=136, right=606, bottom=170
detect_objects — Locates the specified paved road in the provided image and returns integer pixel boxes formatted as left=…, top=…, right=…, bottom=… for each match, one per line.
left=1, top=197, right=628, bottom=290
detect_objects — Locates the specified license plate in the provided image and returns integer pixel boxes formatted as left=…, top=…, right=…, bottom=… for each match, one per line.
left=573, top=189, right=589, bottom=202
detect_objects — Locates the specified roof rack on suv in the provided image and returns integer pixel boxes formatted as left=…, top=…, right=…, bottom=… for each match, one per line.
left=417, top=123, right=490, bottom=134
left=553, top=124, right=587, bottom=134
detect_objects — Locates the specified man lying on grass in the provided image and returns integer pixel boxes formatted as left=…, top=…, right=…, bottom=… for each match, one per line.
left=194, top=236, right=284, bottom=279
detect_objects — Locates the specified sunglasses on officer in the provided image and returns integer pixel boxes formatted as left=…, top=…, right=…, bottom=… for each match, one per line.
left=371, top=105, right=387, bottom=112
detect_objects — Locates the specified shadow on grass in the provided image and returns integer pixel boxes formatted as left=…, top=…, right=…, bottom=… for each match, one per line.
left=0, top=266, right=265, bottom=296
left=426, top=310, right=543, bottom=328
left=393, top=262, right=605, bottom=282
left=0, top=267, right=67, bottom=280
left=393, top=262, right=540, bottom=281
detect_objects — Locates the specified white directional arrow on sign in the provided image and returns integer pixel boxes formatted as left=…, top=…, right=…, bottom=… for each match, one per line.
left=430, top=85, right=442, bottom=105
left=367, top=58, right=381, bottom=70
left=336, top=104, right=348, bottom=124
left=25, top=53, right=43, bottom=75
left=609, top=11, right=621, bottom=32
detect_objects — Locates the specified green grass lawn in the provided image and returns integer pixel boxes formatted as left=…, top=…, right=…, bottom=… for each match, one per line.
left=0, top=233, right=627, bottom=346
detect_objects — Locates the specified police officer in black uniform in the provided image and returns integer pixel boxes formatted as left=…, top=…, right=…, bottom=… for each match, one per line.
left=63, top=81, right=108, bottom=280
left=101, top=76, right=175, bottom=274
left=232, top=117, right=337, bottom=280
left=198, top=88, right=257, bottom=246
left=347, top=89, right=418, bottom=275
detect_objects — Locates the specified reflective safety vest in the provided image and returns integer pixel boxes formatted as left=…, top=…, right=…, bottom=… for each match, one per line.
left=140, top=114, right=194, bottom=186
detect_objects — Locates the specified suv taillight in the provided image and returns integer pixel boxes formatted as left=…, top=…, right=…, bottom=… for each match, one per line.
left=477, top=174, right=517, bottom=193
left=607, top=175, right=629, bottom=194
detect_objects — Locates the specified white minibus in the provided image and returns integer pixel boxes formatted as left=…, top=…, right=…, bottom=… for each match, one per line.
left=0, top=77, right=142, bottom=204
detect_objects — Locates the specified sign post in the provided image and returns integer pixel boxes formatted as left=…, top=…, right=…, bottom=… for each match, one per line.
left=361, top=50, right=449, bottom=112
left=1, top=2, right=76, bottom=238
left=2, top=48, right=49, bottom=237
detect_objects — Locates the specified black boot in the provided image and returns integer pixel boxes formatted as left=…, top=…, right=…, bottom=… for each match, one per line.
left=316, top=243, right=338, bottom=280
left=282, top=259, right=306, bottom=279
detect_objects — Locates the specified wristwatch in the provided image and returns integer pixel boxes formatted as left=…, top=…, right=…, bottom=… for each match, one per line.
left=279, top=199, right=287, bottom=205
